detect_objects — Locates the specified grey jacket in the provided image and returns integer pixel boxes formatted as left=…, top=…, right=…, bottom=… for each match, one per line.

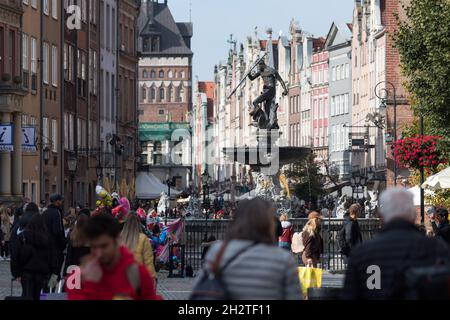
left=193, top=240, right=302, bottom=300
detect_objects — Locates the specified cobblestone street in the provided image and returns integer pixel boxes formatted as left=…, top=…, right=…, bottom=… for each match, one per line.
left=0, top=260, right=344, bottom=300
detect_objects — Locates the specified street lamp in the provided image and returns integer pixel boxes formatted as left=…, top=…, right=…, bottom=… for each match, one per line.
left=43, top=146, right=50, bottom=165
left=375, top=81, right=397, bottom=186
left=350, top=173, right=367, bottom=204
left=68, top=153, right=78, bottom=207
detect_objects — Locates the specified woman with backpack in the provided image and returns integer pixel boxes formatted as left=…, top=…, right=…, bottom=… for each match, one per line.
left=338, top=203, right=363, bottom=261
left=191, top=198, right=302, bottom=300
left=301, top=212, right=323, bottom=268
left=10, top=212, right=58, bottom=300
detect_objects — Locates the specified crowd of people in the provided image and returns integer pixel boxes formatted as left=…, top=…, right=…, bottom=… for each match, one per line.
left=1, top=192, right=171, bottom=300
left=192, top=187, right=450, bottom=300
left=1, top=186, right=450, bottom=300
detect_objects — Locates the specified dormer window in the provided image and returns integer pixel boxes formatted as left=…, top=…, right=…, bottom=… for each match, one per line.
left=151, top=36, right=160, bottom=52
left=143, top=35, right=160, bottom=53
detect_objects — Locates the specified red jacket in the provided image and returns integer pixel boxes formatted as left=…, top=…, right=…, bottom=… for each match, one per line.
left=67, top=246, right=162, bottom=300
left=279, top=221, right=294, bottom=244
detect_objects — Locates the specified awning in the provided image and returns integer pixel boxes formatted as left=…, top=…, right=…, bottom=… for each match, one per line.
left=135, top=172, right=181, bottom=200
left=407, top=186, right=434, bottom=206
left=422, top=167, right=450, bottom=190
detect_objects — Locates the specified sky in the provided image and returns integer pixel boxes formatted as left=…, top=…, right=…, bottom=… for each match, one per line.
left=168, top=0, right=355, bottom=81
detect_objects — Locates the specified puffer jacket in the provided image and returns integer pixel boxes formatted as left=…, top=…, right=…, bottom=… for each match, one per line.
left=194, top=240, right=302, bottom=300
left=132, top=233, right=157, bottom=280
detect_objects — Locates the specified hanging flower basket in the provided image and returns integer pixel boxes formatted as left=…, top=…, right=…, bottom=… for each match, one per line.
left=394, top=135, right=448, bottom=171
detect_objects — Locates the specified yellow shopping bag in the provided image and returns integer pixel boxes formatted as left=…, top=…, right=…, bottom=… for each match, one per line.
left=298, top=267, right=323, bottom=297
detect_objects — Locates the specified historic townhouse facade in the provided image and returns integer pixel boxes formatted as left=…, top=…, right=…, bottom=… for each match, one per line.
left=311, top=46, right=329, bottom=174
left=325, top=22, right=353, bottom=180
left=62, top=0, right=100, bottom=208
left=137, top=0, right=193, bottom=190
left=0, top=0, right=25, bottom=205
left=117, top=0, right=139, bottom=184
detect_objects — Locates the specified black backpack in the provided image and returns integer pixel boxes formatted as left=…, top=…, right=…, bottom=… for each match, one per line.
left=190, top=242, right=254, bottom=300
left=337, top=224, right=349, bottom=256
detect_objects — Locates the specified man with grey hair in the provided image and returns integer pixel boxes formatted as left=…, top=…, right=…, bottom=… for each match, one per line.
left=342, top=188, right=450, bottom=300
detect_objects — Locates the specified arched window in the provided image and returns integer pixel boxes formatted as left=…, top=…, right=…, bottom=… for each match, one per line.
left=150, top=70, right=156, bottom=78
left=151, top=88, right=156, bottom=100
left=143, top=70, right=148, bottom=78
left=141, top=86, right=147, bottom=101
left=167, top=86, right=173, bottom=102
left=177, top=86, right=184, bottom=102
left=159, top=70, right=164, bottom=78
left=159, top=88, right=165, bottom=100
left=168, top=70, right=173, bottom=78
left=178, top=71, right=183, bottom=78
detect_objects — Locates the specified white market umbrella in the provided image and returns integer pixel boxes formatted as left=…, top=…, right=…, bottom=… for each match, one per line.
left=407, top=186, right=434, bottom=206
left=422, top=167, right=450, bottom=190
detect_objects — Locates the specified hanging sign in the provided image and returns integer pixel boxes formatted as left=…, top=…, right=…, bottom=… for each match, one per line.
left=22, top=126, right=37, bottom=152
left=0, top=125, right=13, bottom=152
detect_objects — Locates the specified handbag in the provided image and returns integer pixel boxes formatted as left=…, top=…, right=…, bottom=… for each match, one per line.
left=190, top=242, right=255, bottom=300
left=298, top=265, right=323, bottom=298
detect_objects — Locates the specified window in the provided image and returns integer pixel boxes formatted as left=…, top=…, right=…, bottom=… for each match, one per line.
left=344, top=94, right=349, bottom=114
left=43, top=117, right=49, bottom=145
left=143, top=70, right=148, bottom=78
left=167, top=86, right=172, bottom=102
left=82, top=0, right=87, bottom=23
left=90, top=0, right=97, bottom=24
left=141, top=86, right=147, bottom=101
left=22, top=34, right=28, bottom=71
left=150, top=70, right=156, bottom=78
left=31, top=37, right=37, bottom=74
left=22, top=33, right=29, bottom=89
left=341, top=64, right=345, bottom=79
left=52, top=0, right=58, bottom=19
left=159, top=88, right=164, bottom=100
left=112, top=8, right=116, bottom=51
left=64, top=113, right=68, bottom=150
left=51, top=45, right=57, bottom=87
left=69, top=113, right=74, bottom=151
left=332, top=67, right=336, bottom=81
left=77, top=118, right=82, bottom=148
left=319, top=99, right=323, bottom=119
left=345, top=63, right=350, bottom=79
left=159, top=70, right=164, bottom=78
left=331, top=97, right=335, bottom=117
left=106, top=4, right=110, bottom=50
left=151, top=88, right=156, bottom=100
left=44, top=0, right=49, bottom=15
left=336, top=65, right=340, bottom=81
left=52, top=119, right=57, bottom=152
left=158, top=109, right=165, bottom=115
left=43, top=42, right=49, bottom=84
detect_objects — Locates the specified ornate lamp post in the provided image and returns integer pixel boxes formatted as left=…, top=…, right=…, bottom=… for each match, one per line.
left=375, top=81, right=398, bottom=186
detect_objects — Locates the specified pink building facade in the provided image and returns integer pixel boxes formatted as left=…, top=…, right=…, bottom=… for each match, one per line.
left=311, top=49, right=329, bottom=171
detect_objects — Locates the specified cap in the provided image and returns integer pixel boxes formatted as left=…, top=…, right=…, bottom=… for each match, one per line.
left=50, top=194, right=64, bottom=202
left=308, top=211, right=322, bottom=220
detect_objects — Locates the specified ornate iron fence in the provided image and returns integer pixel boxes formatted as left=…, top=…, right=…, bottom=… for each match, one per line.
left=181, top=219, right=382, bottom=274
